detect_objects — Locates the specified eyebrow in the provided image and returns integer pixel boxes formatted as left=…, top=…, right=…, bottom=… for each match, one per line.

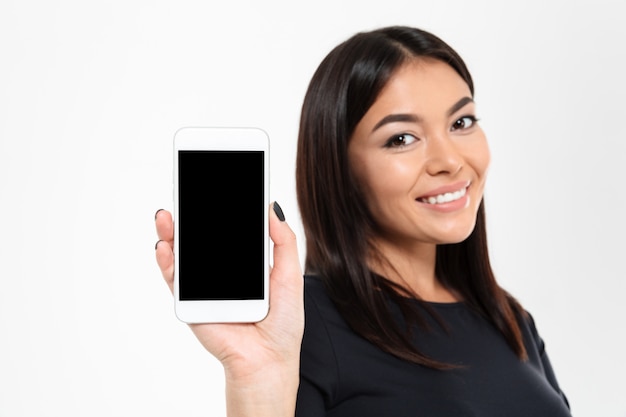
left=371, top=96, right=475, bottom=133
left=447, top=96, right=474, bottom=117
left=371, top=113, right=420, bottom=132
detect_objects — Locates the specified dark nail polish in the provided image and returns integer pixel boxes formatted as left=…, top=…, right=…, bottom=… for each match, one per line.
left=155, top=240, right=162, bottom=250
left=273, top=202, right=285, bottom=222
left=154, top=209, right=164, bottom=220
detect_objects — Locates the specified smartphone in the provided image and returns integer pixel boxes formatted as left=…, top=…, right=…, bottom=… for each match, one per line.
left=173, top=127, right=270, bottom=323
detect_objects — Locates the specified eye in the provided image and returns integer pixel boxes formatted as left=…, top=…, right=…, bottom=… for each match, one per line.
left=451, top=115, right=479, bottom=131
left=384, top=133, right=418, bottom=148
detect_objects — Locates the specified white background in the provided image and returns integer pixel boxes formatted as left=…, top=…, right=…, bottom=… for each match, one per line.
left=1, top=0, right=624, bottom=416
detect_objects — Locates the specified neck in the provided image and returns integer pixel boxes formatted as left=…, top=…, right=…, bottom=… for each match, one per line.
left=368, top=240, right=459, bottom=303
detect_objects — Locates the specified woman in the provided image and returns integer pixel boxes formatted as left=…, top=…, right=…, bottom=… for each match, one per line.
left=155, top=26, right=571, bottom=416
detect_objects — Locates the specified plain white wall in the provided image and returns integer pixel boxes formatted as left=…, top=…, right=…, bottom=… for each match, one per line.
left=0, top=0, right=624, bottom=415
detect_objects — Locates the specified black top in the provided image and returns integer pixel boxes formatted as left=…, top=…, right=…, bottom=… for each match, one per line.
left=296, top=275, right=571, bottom=417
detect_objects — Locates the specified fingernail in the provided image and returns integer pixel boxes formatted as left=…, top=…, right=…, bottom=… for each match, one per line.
left=154, top=209, right=164, bottom=220
left=155, top=240, right=162, bottom=250
left=273, top=202, right=285, bottom=222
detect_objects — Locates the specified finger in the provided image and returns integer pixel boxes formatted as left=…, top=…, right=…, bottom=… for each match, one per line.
left=268, top=202, right=303, bottom=305
left=155, top=209, right=174, bottom=247
left=270, top=203, right=301, bottom=274
left=155, top=240, right=174, bottom=293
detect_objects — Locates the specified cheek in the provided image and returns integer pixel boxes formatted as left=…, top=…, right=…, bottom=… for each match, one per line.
left=466, top=136, right=491, bottom=179
left=354, top=170, right=386, bottom=208
left=357, top=157, right=417, bottom=202
left=363, top=176, right=420, bottom=230
left=351, top=162, right=401, bottom=215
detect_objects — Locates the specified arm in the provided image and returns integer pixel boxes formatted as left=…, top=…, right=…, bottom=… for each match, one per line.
left=155, top=204, right=304, bottom=417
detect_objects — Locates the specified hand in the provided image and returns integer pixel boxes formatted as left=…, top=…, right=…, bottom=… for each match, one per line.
left=154, top=204, right=304, bottom=416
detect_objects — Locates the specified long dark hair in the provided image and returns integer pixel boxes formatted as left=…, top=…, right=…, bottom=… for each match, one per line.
left=296, top=26, right=527, bottom=369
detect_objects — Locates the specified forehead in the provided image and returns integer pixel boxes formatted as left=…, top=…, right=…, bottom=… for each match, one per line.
left=367, top=58, right=472, bottom=115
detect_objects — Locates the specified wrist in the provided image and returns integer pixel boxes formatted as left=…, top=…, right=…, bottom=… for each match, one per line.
left=224, top=360, right=300, bottom=417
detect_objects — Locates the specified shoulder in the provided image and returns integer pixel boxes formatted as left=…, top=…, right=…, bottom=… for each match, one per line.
left=304, top=274, right=326, bottom=298
left=303, top=275, right=348, bottom=326
left=302, top=275, right=387, bottom=371
left=300, top=275, right=392, bottom=408
left=516, top=309, right=546, bottom=357
left=299, top=275, right=344, bottom=406
left=519, top=310, right=570, bottom=406
left=304, top=274, right=331, bottom=299
left=302, top=274, right=347, bottom=343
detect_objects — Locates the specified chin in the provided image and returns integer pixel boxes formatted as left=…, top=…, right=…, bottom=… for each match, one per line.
left=432, top=223, right=477, bottom=245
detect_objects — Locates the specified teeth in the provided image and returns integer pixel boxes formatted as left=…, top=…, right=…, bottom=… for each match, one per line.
left=420, top=187, right=467, bottom=205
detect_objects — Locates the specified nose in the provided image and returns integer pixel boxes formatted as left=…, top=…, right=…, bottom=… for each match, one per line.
left=424, top=133, right=463, bottom=177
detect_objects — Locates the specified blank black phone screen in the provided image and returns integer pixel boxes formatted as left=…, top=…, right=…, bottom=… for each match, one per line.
left=177, top=150, right=264, bottom=300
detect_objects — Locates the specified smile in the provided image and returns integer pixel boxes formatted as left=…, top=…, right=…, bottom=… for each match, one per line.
left=418, top=187, right=467, bottom=205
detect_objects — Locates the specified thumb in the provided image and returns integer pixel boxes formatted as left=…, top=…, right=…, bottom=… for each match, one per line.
left=269, top=202, right=303, bottom=296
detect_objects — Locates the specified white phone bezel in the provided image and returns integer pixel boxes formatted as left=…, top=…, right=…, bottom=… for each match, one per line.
left=173, top=127, right=270, bottom=323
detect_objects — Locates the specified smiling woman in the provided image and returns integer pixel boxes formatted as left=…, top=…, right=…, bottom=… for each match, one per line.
left=155, top=25, right=572, bottom=417
left=348, top=60, right=489, bottom=253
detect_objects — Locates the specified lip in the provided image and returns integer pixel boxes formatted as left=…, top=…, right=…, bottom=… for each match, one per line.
left=417, top=181, right=471, bottom=199
left=415, top=181, right=471, bottom=213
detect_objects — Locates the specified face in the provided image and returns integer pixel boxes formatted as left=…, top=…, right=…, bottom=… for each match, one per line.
left=348, top=59, right=490, bottom=250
